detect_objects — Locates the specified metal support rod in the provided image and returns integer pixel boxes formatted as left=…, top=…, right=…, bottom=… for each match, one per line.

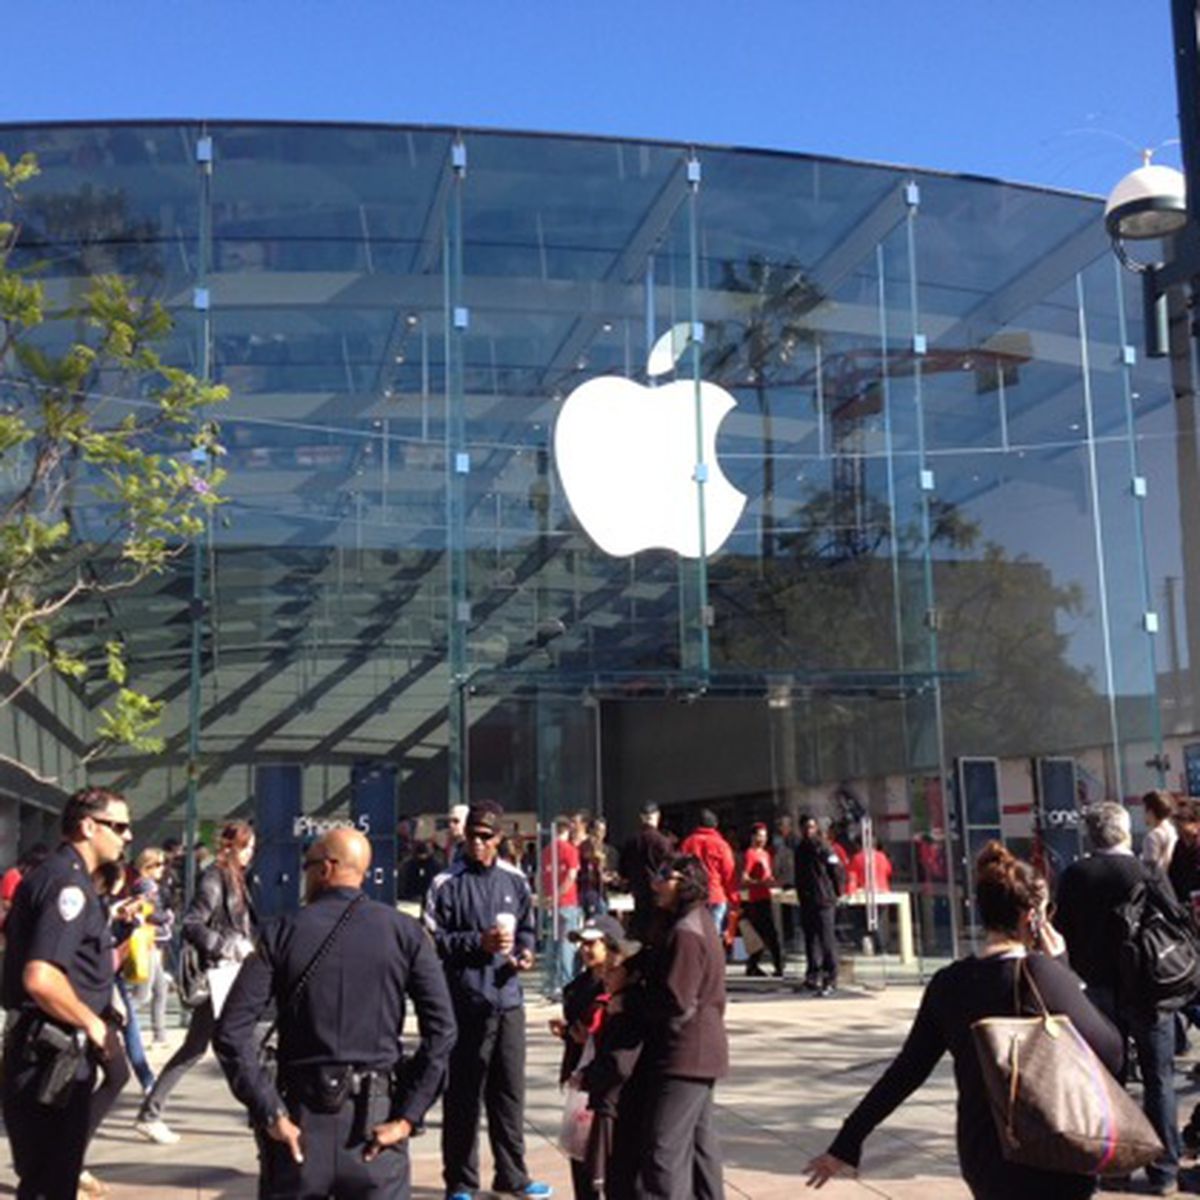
left=184, top=128, right=214, bottom=908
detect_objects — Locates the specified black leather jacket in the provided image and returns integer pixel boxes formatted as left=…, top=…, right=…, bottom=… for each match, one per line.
left=183, top=863, right=255, bottom=967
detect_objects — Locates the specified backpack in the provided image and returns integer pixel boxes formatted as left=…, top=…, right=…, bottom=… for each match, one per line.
left=1113, top=876, right=1200, bottom=1012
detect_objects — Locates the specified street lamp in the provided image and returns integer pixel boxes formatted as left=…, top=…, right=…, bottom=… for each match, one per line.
left=1106, top=0, right=1200, bottom=356
left=1105, top=156, right=1187, bottom=255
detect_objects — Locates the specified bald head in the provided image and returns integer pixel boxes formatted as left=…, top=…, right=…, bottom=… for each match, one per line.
left=312, top=827, right=371, bottom=891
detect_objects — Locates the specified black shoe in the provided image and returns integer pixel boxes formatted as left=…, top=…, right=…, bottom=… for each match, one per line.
left=746, top=964, right=767, bottom=977
left=802, top=979, right=820, bottom=992
left=1144, top=1179, right=1179, bottom=1196
left=1183, top=1121, right=1200, bottom=1154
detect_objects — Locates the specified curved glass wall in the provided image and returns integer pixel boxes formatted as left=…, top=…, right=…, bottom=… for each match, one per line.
left=0, top=120, right=1185, bottom=955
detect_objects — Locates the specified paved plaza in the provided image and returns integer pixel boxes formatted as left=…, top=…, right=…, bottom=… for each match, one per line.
left=0, top=970, right=992, bottom=1199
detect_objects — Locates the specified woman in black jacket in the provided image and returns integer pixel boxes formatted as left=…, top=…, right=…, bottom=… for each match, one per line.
left=805, top=842, right=1122, bottom=1199
left=635, top=853, right=728, bottom=1200
left=134, top=821, right=256, bottom=1145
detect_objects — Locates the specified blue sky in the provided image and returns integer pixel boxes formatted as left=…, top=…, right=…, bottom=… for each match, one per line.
left=1, top=1, right=1181, bottom=198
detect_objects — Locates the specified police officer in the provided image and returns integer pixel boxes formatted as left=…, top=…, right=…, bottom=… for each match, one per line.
left=424, top=801, right=552, bottom=1200
left=2, top=786, right=133, bottom=1200
left=213, top=826, right=456, bottom=1199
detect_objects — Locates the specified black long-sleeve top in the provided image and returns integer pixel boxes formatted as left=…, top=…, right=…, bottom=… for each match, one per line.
left=213, top=886, right=456, bottom=1129
left=559, top=970, right=605, bottom=1084
left=828, top=953, right=1122, bottom=1200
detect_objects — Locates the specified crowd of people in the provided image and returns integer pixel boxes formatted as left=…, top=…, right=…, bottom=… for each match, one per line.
left=9, top=785, right=1200, bottom=1198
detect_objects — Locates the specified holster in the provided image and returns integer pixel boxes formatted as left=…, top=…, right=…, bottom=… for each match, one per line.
left=352, top=1069, right=394, bottom=1143
left=21, top=1018, right=88, bottom=1109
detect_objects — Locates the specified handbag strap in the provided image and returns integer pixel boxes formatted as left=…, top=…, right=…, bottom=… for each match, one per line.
left=1012, top=955, right=1051, bottom=1019
left=1006, top=955, right=1058, bottom=1139
left=258, top=892, right=365, bottom=1053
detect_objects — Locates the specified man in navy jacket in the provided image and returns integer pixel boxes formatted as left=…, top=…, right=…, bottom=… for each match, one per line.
left=424, top=801, right=551, bottom=1200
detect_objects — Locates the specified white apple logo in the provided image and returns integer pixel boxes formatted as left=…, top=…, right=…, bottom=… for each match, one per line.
left=553, top=325, right=747, bottom=559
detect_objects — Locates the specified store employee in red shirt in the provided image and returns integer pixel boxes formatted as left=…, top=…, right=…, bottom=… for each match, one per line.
left=741, top=823, right=784, bottom=977
left=541, top=816, right=581, bottom=998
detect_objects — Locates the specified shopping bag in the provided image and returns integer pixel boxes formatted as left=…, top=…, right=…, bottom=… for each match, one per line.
left=207, top=961, right=242, bottom=1018
left=741, top=918, right=764, bottom=957
left=122, top=924, right=154, bottom=986
left=558, top=1082, right=593, bottom=1161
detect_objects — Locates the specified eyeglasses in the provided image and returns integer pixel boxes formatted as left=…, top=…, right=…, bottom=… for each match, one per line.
left=302, top=855, right=339, bottom=870
left=92, top=816, right=132, bottom=836
left=466, top=829, right=497, bottom=842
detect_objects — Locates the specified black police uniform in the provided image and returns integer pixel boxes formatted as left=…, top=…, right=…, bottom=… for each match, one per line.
left=213, top=885, right=456, bottom=1200
left=2, top=843, right=119, bottom=1200
left=423, top=856, right=536, bottom=1196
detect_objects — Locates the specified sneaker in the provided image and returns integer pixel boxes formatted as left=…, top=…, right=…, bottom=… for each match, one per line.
left=817, top=984, right=837, bottom=997
left=447, top=1192, right=473, bottom=1200
left=134, top=1118, right=180, bottom=1145
left=78, top=1170, right=110, bottom=1196
left=507, top=1187, right=553, bottom=1199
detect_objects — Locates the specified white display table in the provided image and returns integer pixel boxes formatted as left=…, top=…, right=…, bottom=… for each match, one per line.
left=775, top=888, right=916, bottom=965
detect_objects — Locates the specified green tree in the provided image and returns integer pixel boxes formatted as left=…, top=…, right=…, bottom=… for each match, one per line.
left=0, top=153, right=227, bottom=783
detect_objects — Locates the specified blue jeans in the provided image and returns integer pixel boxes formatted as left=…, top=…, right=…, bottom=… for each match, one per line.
left=708, top=903, right=727, bottom=937
left=1131, top=1010, right=1181, bottom=1187
left=1087, top=984, right=1179, bottom=1187
left=552, top=905, right=582, bottom=996
left=116, top=975, right=155, bottom=1093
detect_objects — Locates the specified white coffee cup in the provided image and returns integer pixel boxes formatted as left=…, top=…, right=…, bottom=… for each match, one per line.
left=494, top=912, right=516, bottom=936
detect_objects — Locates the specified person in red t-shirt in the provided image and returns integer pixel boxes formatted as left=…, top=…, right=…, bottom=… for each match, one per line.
left=0, top=843, right=48, bottom=936
left=542, top=816, right=582, bottom=997
left=847, top=843, right=895, bottom=953
left=680, top=809, right=738, bottom=937
left=847, top=846, right=893, bottom=895
left=741, top=823, right=784, bottom=977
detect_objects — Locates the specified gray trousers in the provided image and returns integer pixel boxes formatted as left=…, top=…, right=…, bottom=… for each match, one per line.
left=639, top=1076, right=724, bottom=1200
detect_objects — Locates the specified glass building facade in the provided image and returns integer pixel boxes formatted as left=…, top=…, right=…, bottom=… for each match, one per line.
left=0, top=120, right=1191, bottom=954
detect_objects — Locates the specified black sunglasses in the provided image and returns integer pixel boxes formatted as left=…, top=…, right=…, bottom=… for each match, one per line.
left=302, top=854, right=339, bottom=870
left=92, top=816, right=132, bottom=835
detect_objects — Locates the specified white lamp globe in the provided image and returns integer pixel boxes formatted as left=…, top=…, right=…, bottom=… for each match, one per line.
left=1105, top=163, right=1187, bottom=240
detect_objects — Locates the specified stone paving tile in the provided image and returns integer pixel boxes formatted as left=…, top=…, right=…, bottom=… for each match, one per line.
left=0, top=980, right=986, bottom=1199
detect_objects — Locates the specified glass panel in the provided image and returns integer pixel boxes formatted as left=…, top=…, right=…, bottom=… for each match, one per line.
left=458, top=133, right=692, bottom=705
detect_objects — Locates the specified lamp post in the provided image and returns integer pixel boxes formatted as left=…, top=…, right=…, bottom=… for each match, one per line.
left=1106, top=0, right=1199, bottom=356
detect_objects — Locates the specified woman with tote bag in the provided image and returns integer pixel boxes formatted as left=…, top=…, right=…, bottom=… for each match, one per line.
left=806, top=843, right=1132, bottom=1200
left=134, top=821, right=256, bottom=1146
